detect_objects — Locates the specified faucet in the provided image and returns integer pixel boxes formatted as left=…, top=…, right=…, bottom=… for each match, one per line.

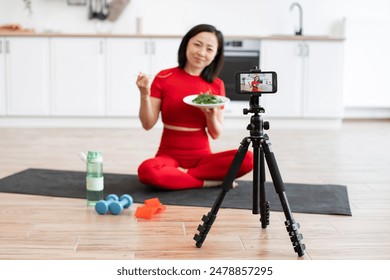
left=290, top=2, right=303, bottom=35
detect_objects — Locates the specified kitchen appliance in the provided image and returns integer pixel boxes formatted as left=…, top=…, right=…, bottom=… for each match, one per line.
left=219, top=39, right=260, bottom=101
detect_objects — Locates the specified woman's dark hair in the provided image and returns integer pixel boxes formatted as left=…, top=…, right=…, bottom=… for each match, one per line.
left=178, top=24, right=224, bottom=83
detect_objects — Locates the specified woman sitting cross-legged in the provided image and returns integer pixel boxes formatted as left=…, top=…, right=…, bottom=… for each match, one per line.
left=135, top=24, right=253, bottom=190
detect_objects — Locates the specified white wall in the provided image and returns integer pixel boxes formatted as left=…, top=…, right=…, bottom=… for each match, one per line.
left=1, top=0, right=389, bottom=36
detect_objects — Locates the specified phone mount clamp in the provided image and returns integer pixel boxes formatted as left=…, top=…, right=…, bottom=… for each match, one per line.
left=193, top=67, right=306, bottom=256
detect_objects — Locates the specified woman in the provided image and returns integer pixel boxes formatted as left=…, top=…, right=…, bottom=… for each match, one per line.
left=136, top=24, right=253, bottom=190
left=250, top=75, right=261, bottom=92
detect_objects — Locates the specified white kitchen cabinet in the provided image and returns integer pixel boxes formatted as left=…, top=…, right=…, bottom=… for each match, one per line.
left=303, top=41, right=344, bottom=117
left=106, top=38, right=180, bottom=116
left=51, top=37, right=106, bottom=116
left=0, top=38, right=5, bottom=115
left=105, top=38, right=148, bottom=117
left=149, top=38, right=181, bottom=74
left=261, top=39, right=344, bottom=118
left=343, top=18, right=390, bottom=109
left=260, top=40, right=302, bottom=117
left=2, top=37, right=50, bottom=116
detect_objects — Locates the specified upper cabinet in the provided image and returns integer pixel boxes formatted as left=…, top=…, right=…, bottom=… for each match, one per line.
left=1, top=37, right=50, bottom=116
left=261, top=39, right=344, bottom=118
left=51, top=37, right=106, bottom=116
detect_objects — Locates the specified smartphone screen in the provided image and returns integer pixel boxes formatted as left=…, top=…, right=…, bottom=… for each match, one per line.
left=235, top=71, right=277, bottom=94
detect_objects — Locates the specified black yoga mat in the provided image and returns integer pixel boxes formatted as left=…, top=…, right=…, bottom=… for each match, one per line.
left=0, top=168, right=352, bottom=216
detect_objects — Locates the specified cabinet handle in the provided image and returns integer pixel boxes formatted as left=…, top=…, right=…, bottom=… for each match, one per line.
left=303, top=42, right=309, bottom=57
left=5, top=40, right=10, bottom=53
left=151, top=41, right=155, bottom=55
left=297, top=43, right=304, bottom=57
left=99, top=41, right=104, bottom=54
left=144, top=41, right=148, bottom=54
left=297, top=42, right=310, bottom=57
left=143, top=41, right=155, bottom=55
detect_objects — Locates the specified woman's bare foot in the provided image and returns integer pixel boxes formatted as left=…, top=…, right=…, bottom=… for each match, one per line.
left=203, top=180, right=223, bottom=188
left=203, top=180, right=238, bottom=188
left=178, top=167, right=188, bottom=173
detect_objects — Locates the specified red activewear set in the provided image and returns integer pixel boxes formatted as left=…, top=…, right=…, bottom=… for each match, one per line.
left=251, top=80, right=260, bottom=92
left=137, top=67, right=253, bottom=190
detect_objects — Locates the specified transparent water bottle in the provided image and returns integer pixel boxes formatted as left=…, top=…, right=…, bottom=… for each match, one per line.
left=81, top=151, right=104, bottom=206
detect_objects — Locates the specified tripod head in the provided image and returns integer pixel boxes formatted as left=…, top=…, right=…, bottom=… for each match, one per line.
left=243, top=94, right=264, bottom=115
left=243, top=94, right=270, bottom=137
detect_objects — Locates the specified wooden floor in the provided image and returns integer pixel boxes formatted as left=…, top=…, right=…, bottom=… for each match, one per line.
left=0, top=119, right=390, bottom=260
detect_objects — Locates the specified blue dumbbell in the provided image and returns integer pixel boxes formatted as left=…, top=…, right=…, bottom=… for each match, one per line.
left=95, top=194, right=119, bottom=215
left=109, top=194, right=133, bottom=215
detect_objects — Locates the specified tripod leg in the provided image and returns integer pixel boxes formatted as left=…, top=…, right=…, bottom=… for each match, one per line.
left=252, top=140, right=270, bottom=228
left=261, top=134, right=306, bottom=257
left=253, top=145, right=260, bottom=215
left=194, top=137, right=251, bottom=248
left=259, top=145, right=270, bottom=228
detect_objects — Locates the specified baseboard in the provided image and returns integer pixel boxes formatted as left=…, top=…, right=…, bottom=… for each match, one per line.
left=225, top=116, right=343, bottom=129
left=343, top=107, right=390, bottom=119
left=0, top=116, right=148, bottom=128
left=0, top=116, right=342, bottom=129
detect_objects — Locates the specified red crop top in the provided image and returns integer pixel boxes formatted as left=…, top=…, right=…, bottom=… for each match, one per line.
left=150, top=67, right=226, bottom=129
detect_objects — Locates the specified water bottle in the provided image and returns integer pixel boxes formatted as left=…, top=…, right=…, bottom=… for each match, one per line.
left=80, top=151, right=104, bottom=206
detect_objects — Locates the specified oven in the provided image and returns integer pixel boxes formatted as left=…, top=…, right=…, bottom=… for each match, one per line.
left=219, top=39, right=261, bottom=101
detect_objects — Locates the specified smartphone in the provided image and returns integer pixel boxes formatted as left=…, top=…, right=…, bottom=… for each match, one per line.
left=235, top=71, right=277, bottom=94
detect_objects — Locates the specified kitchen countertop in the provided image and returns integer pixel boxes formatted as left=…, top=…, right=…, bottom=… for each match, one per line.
left=0, top=31, right=345, bottom=41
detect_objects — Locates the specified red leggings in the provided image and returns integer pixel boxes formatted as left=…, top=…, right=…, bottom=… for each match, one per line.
left=137, top=128, right=253, bottom=190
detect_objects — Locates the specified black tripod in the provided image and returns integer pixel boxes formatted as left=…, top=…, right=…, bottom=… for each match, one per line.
left=193, top=94, right=306, bottom=257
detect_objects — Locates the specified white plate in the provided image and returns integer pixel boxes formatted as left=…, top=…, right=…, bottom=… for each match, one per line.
left=183, top=95, right=230, bottom=108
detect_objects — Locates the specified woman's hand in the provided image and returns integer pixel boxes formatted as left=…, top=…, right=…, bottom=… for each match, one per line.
left=199, top=107, right=215, bottom=116
left=136, top=72, right=161, bottom=130
left=200, top=107, right=224, bottom=139
left=136, top=72, right=152, bottom=97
